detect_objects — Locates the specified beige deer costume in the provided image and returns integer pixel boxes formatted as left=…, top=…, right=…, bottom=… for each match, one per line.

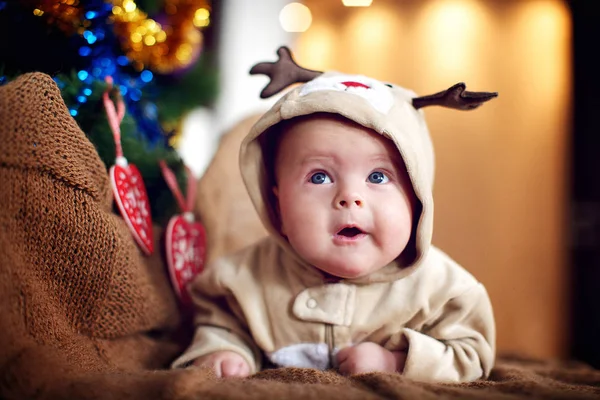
left=173, top=47, right=497, bottom=382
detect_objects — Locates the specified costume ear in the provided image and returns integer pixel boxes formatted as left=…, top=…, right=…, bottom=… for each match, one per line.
left=249, top=46, right=322, bottom=99
left=412, top=82, right=498, bottom=110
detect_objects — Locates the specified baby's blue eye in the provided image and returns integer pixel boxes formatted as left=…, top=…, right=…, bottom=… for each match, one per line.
left=310, top=172, right=332, bottom=184
left=368, top=171, right=389, bottom=184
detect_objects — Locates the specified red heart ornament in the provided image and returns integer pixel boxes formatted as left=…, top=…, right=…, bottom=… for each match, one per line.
left=110, top=161, right=154, bottom=255
left=165, top=212, right=206, bottom=304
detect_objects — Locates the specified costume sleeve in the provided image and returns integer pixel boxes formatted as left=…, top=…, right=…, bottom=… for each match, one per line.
left=171, top=258, right=261, bottom=372
left=387, top=283, right=495, bottom=382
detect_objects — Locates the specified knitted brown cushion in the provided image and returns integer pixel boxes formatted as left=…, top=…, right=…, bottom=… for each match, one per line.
left=0, top=72, right=201, bottom=398
left=0, top=71, right=183, bottom=339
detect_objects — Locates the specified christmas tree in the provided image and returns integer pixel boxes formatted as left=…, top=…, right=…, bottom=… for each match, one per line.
left=0, top=0, right=219, bottom=224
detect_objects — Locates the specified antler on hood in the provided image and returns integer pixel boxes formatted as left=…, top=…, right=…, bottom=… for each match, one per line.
left=412, top=82, right=498, bottom=110
left=249, top=46, right=322, bottom=99
left=249, top=46, right=498, bottom=110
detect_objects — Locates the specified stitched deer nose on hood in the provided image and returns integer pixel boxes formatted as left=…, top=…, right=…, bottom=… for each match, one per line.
left=238, top=47, right=497, bottom=284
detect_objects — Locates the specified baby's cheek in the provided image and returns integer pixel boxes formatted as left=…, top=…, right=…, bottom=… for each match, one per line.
left=378, top=211, right=412, bottom=249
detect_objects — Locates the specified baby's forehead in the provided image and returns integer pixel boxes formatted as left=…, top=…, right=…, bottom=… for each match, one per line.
left=276, top=113, right=372, bottom=145
left=274, top=116, right=404, bottom=165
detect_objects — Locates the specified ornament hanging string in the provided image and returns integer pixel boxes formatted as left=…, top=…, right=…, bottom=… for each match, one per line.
left=102, top=76, right=126, bottom=161
left=159, top=161, right=197, bottom=215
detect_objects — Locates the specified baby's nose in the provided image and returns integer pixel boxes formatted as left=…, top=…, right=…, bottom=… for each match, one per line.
left=335, top=192, right=364, bottom=208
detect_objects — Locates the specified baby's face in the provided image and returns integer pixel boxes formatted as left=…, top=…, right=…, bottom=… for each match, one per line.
left=273, top=115, right=414, bottom=279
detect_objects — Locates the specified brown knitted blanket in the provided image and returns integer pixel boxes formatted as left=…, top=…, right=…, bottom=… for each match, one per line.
left=0, top=72, right=599, bottom=400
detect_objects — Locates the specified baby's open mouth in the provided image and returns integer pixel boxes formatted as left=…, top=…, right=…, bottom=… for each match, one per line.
left=337, top=227, right=364, bottom=237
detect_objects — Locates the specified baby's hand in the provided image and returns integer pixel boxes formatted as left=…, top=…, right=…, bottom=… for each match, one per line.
left=336, top=342, right=406, bottom=375
left=192, top=350, right=251, bottom=378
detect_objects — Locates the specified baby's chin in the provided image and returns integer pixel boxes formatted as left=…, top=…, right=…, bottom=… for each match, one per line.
left=294, top=247, right=395, bottom=280
left=312, top=262, right=372, bottom=280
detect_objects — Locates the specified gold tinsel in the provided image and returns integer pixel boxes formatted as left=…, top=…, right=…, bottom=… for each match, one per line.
left=110, top=0, right=210, bottom=74
left=30, top=0, right=211, bottom=74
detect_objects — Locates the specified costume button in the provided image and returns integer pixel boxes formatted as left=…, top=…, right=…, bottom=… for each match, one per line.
left=306, top=298, right=317, bottom=309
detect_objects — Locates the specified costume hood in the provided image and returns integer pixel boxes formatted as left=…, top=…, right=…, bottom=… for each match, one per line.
left=239, top=47, right=497, bottom=284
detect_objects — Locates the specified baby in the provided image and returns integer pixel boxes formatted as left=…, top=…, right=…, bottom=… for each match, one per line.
left=172, top=47, right=497, bottom=382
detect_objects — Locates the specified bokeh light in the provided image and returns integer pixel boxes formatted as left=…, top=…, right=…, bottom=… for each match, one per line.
left=280, top=3, right=312, bottom=33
